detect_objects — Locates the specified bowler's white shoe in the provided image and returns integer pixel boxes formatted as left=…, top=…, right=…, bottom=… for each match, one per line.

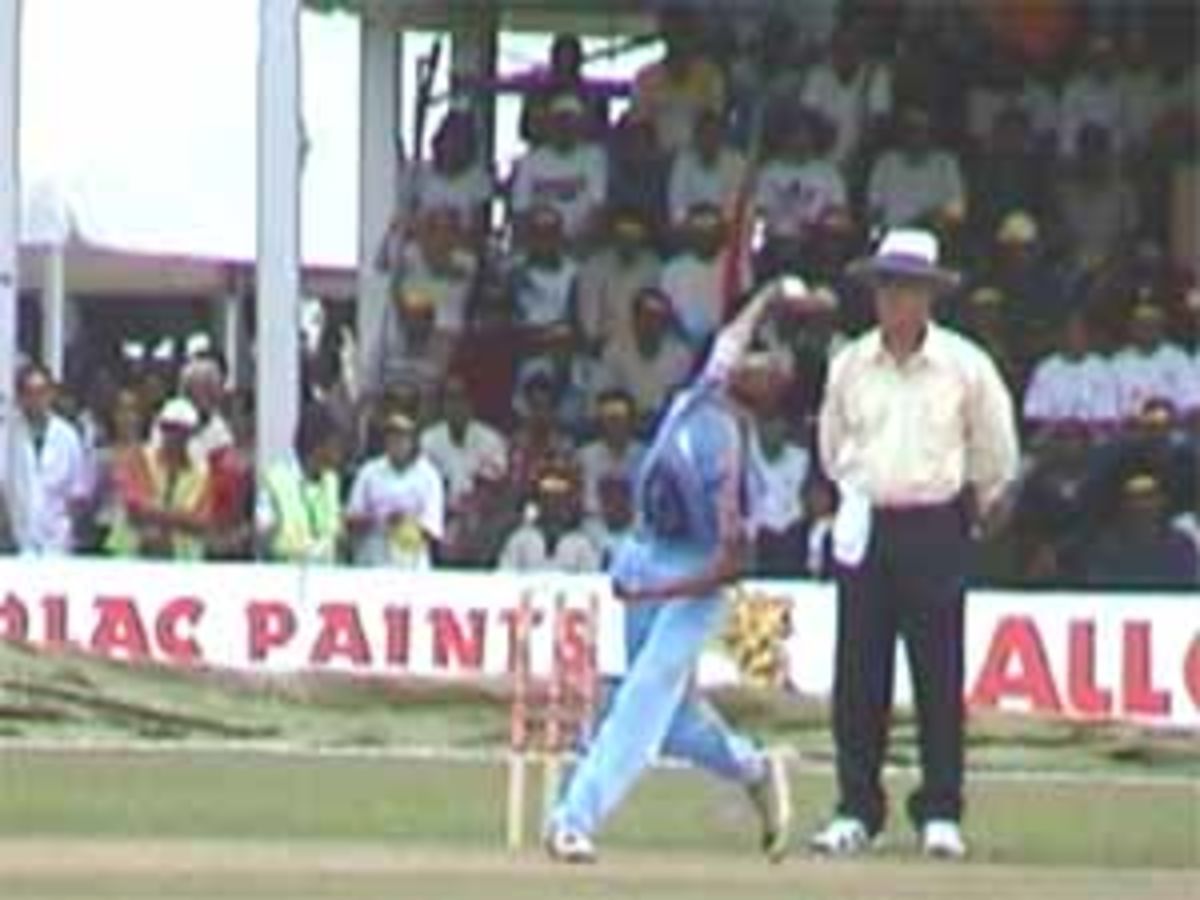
left=544, top=825, right=597, bottom=864
left=746, top=750, right=792, bottom=863
left=922, top=819, right=968, bottom=859
left=809, top=816, right=871, bottom=856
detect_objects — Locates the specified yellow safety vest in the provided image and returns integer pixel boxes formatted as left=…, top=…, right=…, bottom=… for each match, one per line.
left=264, top=461, right=342, bottom=563
left=105, top=448, right=208, bottom=560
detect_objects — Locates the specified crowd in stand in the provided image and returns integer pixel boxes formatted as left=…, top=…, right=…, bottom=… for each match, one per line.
left=3, top=2, right=1198, bottom=589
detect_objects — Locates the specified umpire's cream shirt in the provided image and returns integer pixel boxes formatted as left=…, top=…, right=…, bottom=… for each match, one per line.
left=819, top=324, right=1019, bottom=511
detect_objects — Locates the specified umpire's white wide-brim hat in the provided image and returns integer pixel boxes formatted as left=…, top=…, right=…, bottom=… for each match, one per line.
left=847, top=229, right=961, bottom=290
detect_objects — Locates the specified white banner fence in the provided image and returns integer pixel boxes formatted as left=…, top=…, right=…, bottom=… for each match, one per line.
left=0, top=558, right=1196, bottom=730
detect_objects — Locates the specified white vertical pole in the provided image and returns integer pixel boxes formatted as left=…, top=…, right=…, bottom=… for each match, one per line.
left=216, top=292, right=243, bottom=390
left=40, top=241, right=64, bottom=380
left=356, top=18, right=400, bottom=393
left=0, top=0, right=21, bottom=486
left=256, top=0, right=302, bottom=476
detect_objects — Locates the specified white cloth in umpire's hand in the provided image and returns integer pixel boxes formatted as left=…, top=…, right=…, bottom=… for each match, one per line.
left=832, top=485, right=871, bottom=568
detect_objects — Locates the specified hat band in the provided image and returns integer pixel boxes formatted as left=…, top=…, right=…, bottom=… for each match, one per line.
left=875, top=251, right=939, bottom=270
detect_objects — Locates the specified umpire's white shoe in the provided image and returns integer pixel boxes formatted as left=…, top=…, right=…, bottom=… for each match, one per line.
left=746, top=750, right=792, bottom=863
left=921, top=820, right=967, bottom=859
left=544, top=825, right=597, bottom=864
left=809, top=816, right=871, bottom=856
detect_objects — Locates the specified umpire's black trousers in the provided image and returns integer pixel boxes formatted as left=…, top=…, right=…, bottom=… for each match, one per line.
left=832, top=499, right=970, bottom=835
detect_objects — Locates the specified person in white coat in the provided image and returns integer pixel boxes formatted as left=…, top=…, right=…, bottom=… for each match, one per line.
left=7, top=364, right=88, bottom=556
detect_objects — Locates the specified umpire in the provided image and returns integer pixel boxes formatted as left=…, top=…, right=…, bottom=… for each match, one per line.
left=810, top=229, right=1019, bottom=859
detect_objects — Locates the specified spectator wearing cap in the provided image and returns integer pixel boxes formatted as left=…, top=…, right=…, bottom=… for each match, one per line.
left=1023, top=311, right=1122, bottom=438
left=630, top=6, right=725, bottom=155
left=812, top=229, right=1019, bottom=859
left=749, top=405, right=811, bottom=575
left=578, top=390, right=645, bottom=521
left=668, top=108, right=746, bottom=229
left=6, top=362, right=89, bottom=556
left=866, top=107, right=967, bottom=231
left=511, top=92, right=607, bottom=243
left=420, top=375, right=508, bottom=515
left=498, top=466, right=601, bottom=572
left=576, top=207, right=662, bottom=366
left=1085, top=473, right=1198, bottom=588
left=179, top=356, right=233, bottom=467
left=1053, top=124, right=1138, bottom=274
left=106, top=397, right=212, bottom=560
left=1111, top=302, right=1197, bottom=424
left=661, top=202, right=742, bottom=351
left=801, top=24, right=893, bottom=172
left=597, top=286, right=694, bottom=422
left=256, top=404, right=345, bottom=564
left=753, top=108, right=848, bottom=279
left=345, top=411, right=445, bottom=569
left=361, top=283, right=453, bottom=410
left=1059, top=35, right=1125, bottom=159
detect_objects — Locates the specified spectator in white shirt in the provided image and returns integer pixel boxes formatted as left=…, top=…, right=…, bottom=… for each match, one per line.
left=180, top=356, right=233, bottom=467
left=1023, top=311, right=1122, bottom=437
left=511, top=93, right=607, bottom=243
left=577, top=390, right=646, bottom=519
left=598, top=287, right=695, bottom=424
left=420, top=375, right=508, bottom=513
left=750, top=408, right=812, bottom=574
left=802, top=25, right=892, bottom=171
left=660, top=203, right=738, bottom=350
left=576, top=207, right=662, bottom=366
left=1112, top=302, right=1197, bottom=424
left=754, top=108, right=848, bottom=278
left=1059, top=35, right=1125, bottom=158
left=867, top=107, right=967, bottom=230
left=498, top=466, right=601, bottom=572
left=346, top=411, right=446, bottom=569
left=668, top=108, right=746, bottom=228
left=6, top=363, right=88, bottom=555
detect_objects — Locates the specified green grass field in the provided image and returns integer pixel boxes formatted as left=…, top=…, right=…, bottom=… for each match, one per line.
left=0, top=749, right=1196, bottom=899
left=1, top=641, right=1198, bottom=898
